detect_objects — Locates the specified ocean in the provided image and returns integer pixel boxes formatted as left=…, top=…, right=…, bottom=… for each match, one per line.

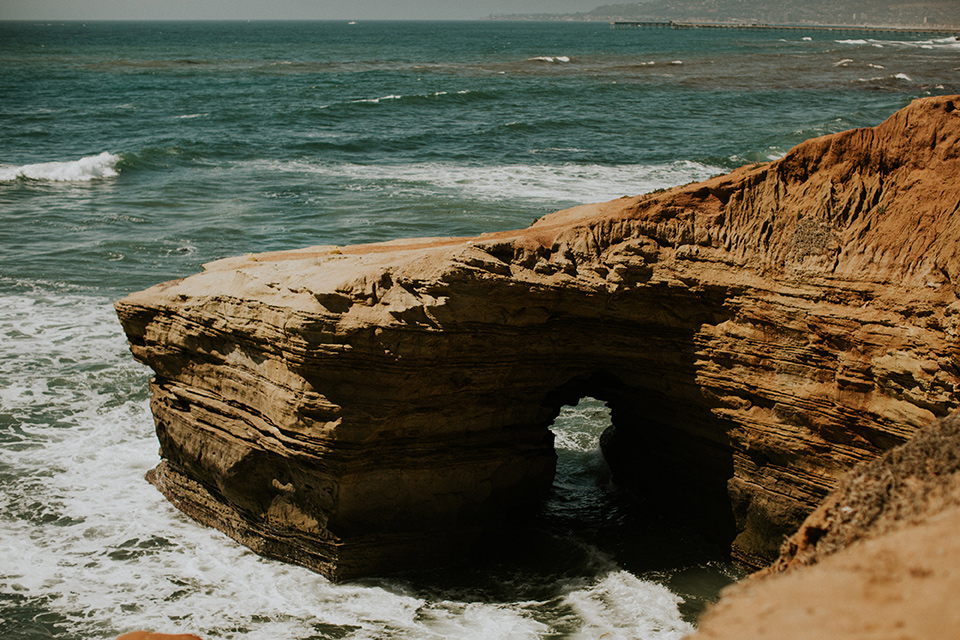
left=1, top=19, right=958, bottom=640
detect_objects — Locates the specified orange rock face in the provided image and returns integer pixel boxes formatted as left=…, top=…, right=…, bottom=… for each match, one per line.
left=116, top=95, right=960, bottom=579
left=691, top=412, right=960, bottom=640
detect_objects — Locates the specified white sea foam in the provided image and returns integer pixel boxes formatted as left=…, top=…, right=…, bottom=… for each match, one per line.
left=837, top=35, right=960, bottom=49
left=551, top=398, right=611, bottom=453
left=834, top=58, right=854, bottom=67
left=266, top=159, right=723, bottom=207
left=528, top=56, right=571, bottom=63
left=0, top=151, right=120, bottom=182
left=0, top=293, right=699, bottom=640
left=349, top=91, right=470, bottom=104
left=353, top=94, right=404, bottom=103
left=894, top=72, right=912, bottom=81
left=561, top=572, right=694, bottom=640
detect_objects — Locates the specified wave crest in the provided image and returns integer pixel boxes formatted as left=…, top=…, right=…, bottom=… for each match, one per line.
left=0, top=152, right=121, bottom=182
left=528, top=55, right=572, bottom=63
left=837, top=35, right=960, bottom=50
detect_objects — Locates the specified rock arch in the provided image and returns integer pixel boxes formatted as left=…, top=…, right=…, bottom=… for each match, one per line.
left=118, top=96, right=960, bottom=580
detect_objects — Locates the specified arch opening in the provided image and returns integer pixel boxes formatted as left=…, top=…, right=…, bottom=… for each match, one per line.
left=522, top=374, right=743, bottom=621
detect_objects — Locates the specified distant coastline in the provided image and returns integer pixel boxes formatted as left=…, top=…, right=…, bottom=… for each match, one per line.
left=485, top=18, right=960, bottom=37
left=486, top=0, right=960, bottom=30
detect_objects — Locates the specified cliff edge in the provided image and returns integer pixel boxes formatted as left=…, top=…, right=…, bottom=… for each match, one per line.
left=116, top=95, right=960, bottom=580
left=691, top=411, right=960, bottom=639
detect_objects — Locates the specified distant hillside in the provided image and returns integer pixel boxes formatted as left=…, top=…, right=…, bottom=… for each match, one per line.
left=495, top=0, right=960, bottom=27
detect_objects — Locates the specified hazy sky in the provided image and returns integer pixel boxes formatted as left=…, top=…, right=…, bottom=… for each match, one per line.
left=1, top=0, right=605, bottom=21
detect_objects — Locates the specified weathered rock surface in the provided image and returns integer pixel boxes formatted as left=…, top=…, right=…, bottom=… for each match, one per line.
left=116, top=95, right=960, bottom=580
left=690, top=412, right=960, bottom=640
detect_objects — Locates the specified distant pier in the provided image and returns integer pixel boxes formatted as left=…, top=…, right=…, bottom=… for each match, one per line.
left=611, top=20, right=959, bottom=37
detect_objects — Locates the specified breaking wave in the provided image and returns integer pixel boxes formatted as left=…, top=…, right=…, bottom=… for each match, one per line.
left=0, top=152, right=121, bottom=182
left=528, top=56, right=572, bottom=63
left=836, top=35, right=960, bottom=49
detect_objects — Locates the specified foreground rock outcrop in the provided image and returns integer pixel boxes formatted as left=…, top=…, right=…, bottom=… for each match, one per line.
left=691, top=412, right=960, bottom=639
left=116, top=95, right=960, bottom=580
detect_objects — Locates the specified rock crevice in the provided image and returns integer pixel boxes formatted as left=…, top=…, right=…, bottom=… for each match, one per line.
left=117, top=96, right=960, bottom=579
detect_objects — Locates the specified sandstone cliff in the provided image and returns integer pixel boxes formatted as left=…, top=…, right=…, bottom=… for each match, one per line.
left=115, top=95, right=960, bottom=580
left=690, top=411, right=960, bottom=639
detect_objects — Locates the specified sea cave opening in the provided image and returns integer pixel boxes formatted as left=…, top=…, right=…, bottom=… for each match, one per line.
left=532, top=393, right=743, bottom=622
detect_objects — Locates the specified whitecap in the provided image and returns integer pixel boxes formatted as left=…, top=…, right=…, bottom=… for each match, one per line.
left=669, top=60, right=683, bottom=65
left=174, top=113, right=207, bottom=119
left=0, top=151, right=120, bottom=182
left=802, top=36, right=812, bottom=41
left=528, top=56, right=571, bottom=63
left=894, top=72, right=912, bottom=81
left=833, top=58, right=854, bottom=67
left=352, top=94, right=403, bottom=103
left=839, top=35, right=960, bottom=50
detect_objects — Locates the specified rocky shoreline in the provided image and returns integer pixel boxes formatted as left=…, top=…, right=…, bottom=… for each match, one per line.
left=116, top=95, right=960, bottom=625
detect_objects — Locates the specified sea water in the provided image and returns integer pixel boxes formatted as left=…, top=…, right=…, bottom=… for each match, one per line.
left=1, top=20, right=958, bottom=639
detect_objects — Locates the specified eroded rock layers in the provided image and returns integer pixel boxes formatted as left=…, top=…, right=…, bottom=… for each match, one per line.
left=690, top=412, right=960, bottom=640
left=116, top=95, right=960, bottom=579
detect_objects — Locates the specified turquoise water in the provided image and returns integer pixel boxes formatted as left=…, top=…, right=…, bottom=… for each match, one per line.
left=1, top=20, right=958, bottom=639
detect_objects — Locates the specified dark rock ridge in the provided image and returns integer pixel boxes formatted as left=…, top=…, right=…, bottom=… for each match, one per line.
left=116, top=95, right=960, bottom=580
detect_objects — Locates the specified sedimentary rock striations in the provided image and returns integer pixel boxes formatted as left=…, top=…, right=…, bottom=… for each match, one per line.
left=691, top=412, right=960, bottom=640
left=116, top=95, right=960, bottom=579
